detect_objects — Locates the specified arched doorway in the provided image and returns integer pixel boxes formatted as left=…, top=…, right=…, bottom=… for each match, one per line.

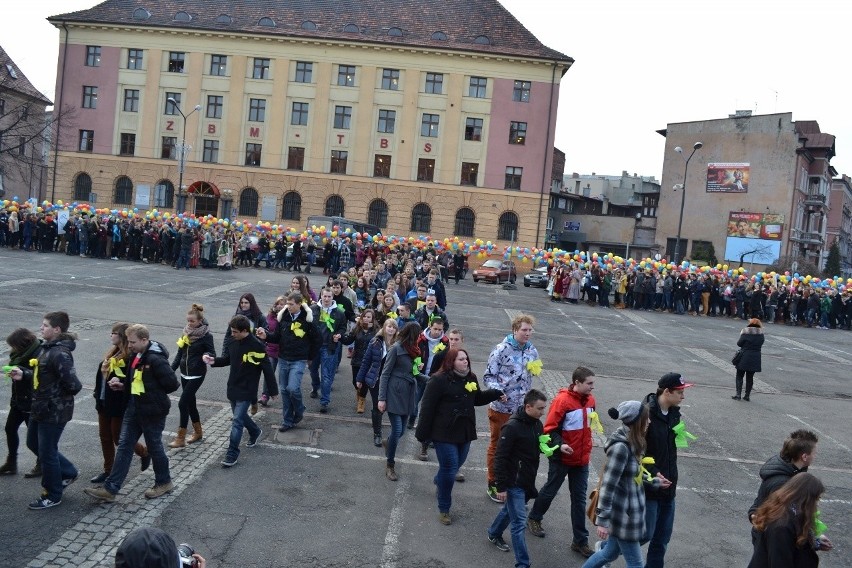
left=188, top=181, right=220, bottom=217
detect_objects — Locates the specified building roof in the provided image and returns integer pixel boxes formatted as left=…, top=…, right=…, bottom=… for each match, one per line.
left=48, top=0, right=573, bottom=63
left=0, top=44, right=53, bottom=106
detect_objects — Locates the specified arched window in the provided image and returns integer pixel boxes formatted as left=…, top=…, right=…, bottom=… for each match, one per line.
left=132, top=7, right=151, bottom=20
left=301, top=20, right=317, bottom=30
left=474, top=35, right=491, bottom=45
left=73, top=172, right=92, bottom=201
left=388, top=27, right=403, bottom=37
left=343, top=23, right=360, bottom=33
left=454, top=207, right=475, bottom=237
left=239, top=187, right=259, bottom=216
left=410, top=203, right=431, bottom=233
left=497, top=211, right=519, bottom=241
left=431, top=31, right=447, bottom=41
left=368, top=199, right=388, bottom=228
left=174, top=11, right=192, bottom=22
left=114, top=176, right=133, bottom=205
left=258, top=17, right=275, bottom=27
left=325, top=195, right=344, bottom=217
left=281, top=191, right=301, bottom=220
left=154, top=179, right=174, bottom=208
left=216, top=14, right=232, bottom=25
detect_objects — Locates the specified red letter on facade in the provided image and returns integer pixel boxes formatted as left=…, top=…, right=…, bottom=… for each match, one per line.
left=208, top=124, right=216, bottom=134
left=166, top=120, right=174, bottom=131
left=424, top=143, right=432, bottom=153
left=337, top=134, right=345, bottom=144
left=249, top=127, right=260, bottom=138
left=380, top=138, right=389, bottom=149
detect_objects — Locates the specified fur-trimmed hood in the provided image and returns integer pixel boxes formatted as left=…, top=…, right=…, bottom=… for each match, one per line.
left=740, top=327, right=764, bottom=335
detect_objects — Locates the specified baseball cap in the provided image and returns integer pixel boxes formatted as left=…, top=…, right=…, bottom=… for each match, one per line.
left=658, top=372, right=694, bottom=390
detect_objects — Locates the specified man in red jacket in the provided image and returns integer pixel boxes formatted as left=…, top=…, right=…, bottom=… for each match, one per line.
left=526, top=366, right=597, bottom=558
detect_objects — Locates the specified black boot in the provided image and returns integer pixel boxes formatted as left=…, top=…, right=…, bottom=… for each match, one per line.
left=23, top=459, right=41, bottom=478
left=0, top=458, right=17, bottom=475
left=372, top=408, right=383, bottom=447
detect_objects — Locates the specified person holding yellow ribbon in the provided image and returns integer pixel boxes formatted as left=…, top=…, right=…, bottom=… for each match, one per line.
left=1, top=328, right=42, bottom=477
left=308, top=287, right=347, bottom=413
left=340, top=309, right=377, bottom=415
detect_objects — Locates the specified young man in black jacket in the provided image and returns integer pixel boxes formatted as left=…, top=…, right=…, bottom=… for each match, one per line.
left=205, top=315, right=276, bottom=467
left=309, top=287, right=347, bottom=413
left=487, top=389, right=552, bottom=568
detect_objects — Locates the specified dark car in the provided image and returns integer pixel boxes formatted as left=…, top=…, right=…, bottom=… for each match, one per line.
left=472, top=259, right=516, bottom=284
left=523, top=266, right=549, bottom=288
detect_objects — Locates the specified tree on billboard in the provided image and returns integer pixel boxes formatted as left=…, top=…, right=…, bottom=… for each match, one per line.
left=736, top=243, right=775, bottom=268
left=824, top=240, right=840, bottom=278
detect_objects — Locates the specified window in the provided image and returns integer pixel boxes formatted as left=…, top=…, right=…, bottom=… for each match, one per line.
left=239, top=188, right=259, bottom=216
left=474, top=35, right=491, bottom=45
left=325, top=195, right=345, bottom=217
left=301, top=20, right=317, bottom=30
left=206, top=95, right=223, bottom=119
left=258, top=17, right=275, bottom=27
left=245, top=143, right=262, bottom=166
left=161, top=136, right=177, bottom=159
left=431, top=31, right=447, bottom=41
left=79, top=130, right=94, bottom=152
left=691, top=240, right=714, bottom=260
left=123, top=89, right=139, bottom=112
left=410, top=203, right=432, bottom=233
left=454, top=207, right=475, bottom=237
left=547, top=217, right=553, bottom=231
left=291, top=102, right=309, bottom=126
left=127, top=49, right=143, bottom=70
left=388, top=27, right=403, bottom=37
left=505, top=166, right=523, bottom=190
left=461, top=162, right=478, bottom=186
left=165, top=92, right=181, bottom=115
left=377, top=109, right=396, bottom=133
left=498, top=212, right=519, bottom=240
left=174, top=11, right=192, bottom=22
left=464, top=118, right=483, bottom=141
left=512, top=80, right=531, bottom=102
left=287, top=147, right=305, bottom=170
left=73, top=173, right=92, bottom=201
left=82, top=86, right=98, bottom=109
left=154, top=180, right=174, bottom=208
left=253, top=58, right=270, bottom=79
left=333, top=105, right=352, bottom=129
left=248, top=98, right=266, bottom=122
left=203, top=140, right=219, bottom=163
left=330, top=150, right=348, bottom=174
left=133, top=8, right=151, bottom=20
left=381, top=69, right=400, bottom=90
left=168, top=52, right=185, bottom=73
left=86, top=46, right=101, bottom=67
left=210, top=54, right=227, bottom=76
left=509, top=121, right=527, bottom=144
left=114, top=176, right=133, bottom=205
left=216, top=14, right=232, bottom=25
left=337, top=65, right=356, bottom=87
left=374, top=154, right=391, bottom=178
left=666, top=238, right=685, bottom=261
left=368, top=199, right=388, bottom=228
left=421, top=113, right=439, bottom=137
left=417, top=159, right=435, bottom=182
left=425, top=73, right=443, bottom=94
left=282, top=191, right=302, bottom=220
left=343, top=24, right=360, bottom=33
left=120, top=133, right=136, bottom=156
left=469, top=76, right=487, bottom=98
left=295, top=61, right=312, bottom=83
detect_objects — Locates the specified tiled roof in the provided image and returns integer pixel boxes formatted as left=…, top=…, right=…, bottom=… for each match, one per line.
left=48, top=0, right=572, bottom=63
left=0, top=44, right=53, bottom=106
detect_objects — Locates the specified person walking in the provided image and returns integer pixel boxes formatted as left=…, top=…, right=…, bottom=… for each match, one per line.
left=0, top=328, right=42, bottom=476
left=168, top=304, right=215, bottom=448
left=309, top=287, right=347, bottom=413
left=415, top=348, right=504, bottom=524
left=341, top=309, right=377, bottom=414
left=355, top=318, right=399, bottom=447
left=733, top=318, right=764, bottom=401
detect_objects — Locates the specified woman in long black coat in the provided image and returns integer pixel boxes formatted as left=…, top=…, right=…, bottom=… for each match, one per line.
left=733, top=318, right=764, bottom=401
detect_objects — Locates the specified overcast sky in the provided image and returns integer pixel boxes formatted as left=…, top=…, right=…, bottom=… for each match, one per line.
left=3, top=0, right=849, bottom=181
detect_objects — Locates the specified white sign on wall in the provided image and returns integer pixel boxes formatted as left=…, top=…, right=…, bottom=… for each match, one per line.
left=260, top=196, right=277, bottom=221
left=135, top=184, right=151, bottom=208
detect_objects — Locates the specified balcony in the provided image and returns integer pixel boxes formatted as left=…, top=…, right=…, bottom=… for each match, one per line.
left=804, top=192, right=827, bottom=207
left=790, top=229, right=824, bottom=245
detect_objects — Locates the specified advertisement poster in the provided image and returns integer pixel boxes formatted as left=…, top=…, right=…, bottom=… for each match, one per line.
left=707, top=163, right=750, bottom=193
left=724, top=211, right=784, bottom=263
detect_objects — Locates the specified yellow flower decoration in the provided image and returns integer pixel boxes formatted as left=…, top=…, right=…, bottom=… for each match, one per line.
left=432, top=342, right=446, bottom=354
left=176, top=334, right=190, bottom=348
left=29, top=358, right=39, bottom=390
left=290, top=322, right=305, bottom=338
left=464, top=381, right=478, bottom=392
left=131, top=369, right=145, bottom=395
left=526, top=359, right=543, bottom=376
left=108, top=357, right=126, bottom=378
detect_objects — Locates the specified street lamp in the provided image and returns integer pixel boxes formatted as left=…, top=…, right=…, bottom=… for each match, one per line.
left=672, top=141, right=703, bottom=266
left=167, top=97, right=201, bottom=213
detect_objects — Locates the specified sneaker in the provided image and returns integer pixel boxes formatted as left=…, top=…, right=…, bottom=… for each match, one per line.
left=144, top=481, right=174, bottom=499
left=373, top=435, right=382, bottom=447
left=247, top=429, right=263, bottom=447
left=61, top=474, right=79, bottom=488
left=221, top=456, right=238, bottom=468
left=527, top=519, right=546, bottom=538
left=455, top=472, right=465, bottom=482
left=319, top=405, right=328, bottom=414
left=28, top=497, right=61, bottom=510
left=83, top=486, right=116, bottom=503
left=438, top=512, right=452, bottom=525
left=141, top=455, right=151, bottom=472
left=278, top=425, right=292, bottom=433
left=89, top=472, right=109, bottom=484
left=309, top=390, right=319, bottom=399
left=571, top=542, right=595, bottom=558
left=488, top=534, right=510, bottom=552
left=486, top=483, right=502, bottom=503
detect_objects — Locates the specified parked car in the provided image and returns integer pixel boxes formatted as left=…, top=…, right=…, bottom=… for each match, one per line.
left=523, top=266, right=549, bottom=288
left=472, top=260, right=516, bottom=284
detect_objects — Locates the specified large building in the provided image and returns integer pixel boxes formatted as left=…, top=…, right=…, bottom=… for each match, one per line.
left=827, top=174, right=852, bottom=276
left=47, top=0, right=572, bottom=247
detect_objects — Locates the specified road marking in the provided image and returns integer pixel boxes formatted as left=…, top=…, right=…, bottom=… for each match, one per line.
left=0, top=278, right=42, bottom=287
left=194, top=281, right=252, bottom=297
left=620, top=310, right=651, bottom=325
left=773, top=335, right=852, bottom=364
left=684, top=347, right=779, bottom=394
left=496, top=289, right=509, bottom=296
left=505, top=308, right=523, bottom=322
left=787, top=414, right=851, bottom=453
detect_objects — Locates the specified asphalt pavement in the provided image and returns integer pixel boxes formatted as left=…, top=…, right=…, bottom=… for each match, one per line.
left=0, top=250, right=850, bottom=568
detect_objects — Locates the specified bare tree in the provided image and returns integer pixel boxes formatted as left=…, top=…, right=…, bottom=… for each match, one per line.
left=736, top=243, right=776, bottom=268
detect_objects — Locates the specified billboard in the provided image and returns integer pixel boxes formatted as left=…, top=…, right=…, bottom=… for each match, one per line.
left=707, top=163, right=749, bottom=193
left=724, top=211, right=784, bottom=263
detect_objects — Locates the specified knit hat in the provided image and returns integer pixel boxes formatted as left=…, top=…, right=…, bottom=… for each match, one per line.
left=608, top=400, right=643, bottom=425
left=114, top=527, right=179, bottom=568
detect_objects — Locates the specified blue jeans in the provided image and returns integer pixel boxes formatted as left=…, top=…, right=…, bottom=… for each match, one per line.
left=582, top=535, right=643, bottom=568
left=410, top=379, right=426, bottom=421
left=806, top=307, right=818, bottom=325
left=385, top=412, right=406, bottom=467
left=433, top=441, right=470, bottom=513
left=529, top=460, right=589, bottom=545
left=228, top=400, right=261, bottom=461
left=644, top=498, right=676, bottom=568
left=105, top=405, right=170, bottom=494
left=176, top=248, right=190, bottom=270
left=663, top=291, right=672, bottom=310
left=675, top=298, right=685, bottom=315
left=488, top=486, right=530, bottom=568
left=278, top=359, right=307, bottom=427
left=310, top=345, right=339, bottom=406
left=26, top=420, right=77, bottom=502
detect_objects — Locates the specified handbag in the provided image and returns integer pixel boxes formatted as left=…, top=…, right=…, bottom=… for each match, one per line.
left=586, top=461, right=607, bottom=524
left=731, top=349, right=743, bottom=366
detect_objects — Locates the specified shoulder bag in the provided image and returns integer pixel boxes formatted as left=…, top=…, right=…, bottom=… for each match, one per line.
left=586, top=460, right=608, bottom=524
left=731, top=349, right=743, bottom=366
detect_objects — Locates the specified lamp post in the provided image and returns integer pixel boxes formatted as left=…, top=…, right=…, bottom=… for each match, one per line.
left=167, top=98, right=201, bottom=213
left=672, top=141, right=703, bottom=266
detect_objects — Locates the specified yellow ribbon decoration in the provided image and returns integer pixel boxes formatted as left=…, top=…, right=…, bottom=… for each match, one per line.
left=131, top=368, right=145, bottom=395
left=634, top=456, right=656, bottom=485
left=242, top=351, right=265, bottom=365
left=672, top=420, right=697, bottom=448
left=29, top=358, right=39, bottom=390
left=464, top=381, right=478, bottom=392
left=432, top=342, right=446, bottom=354
left=412, top=356, right=423, bottom=376
left=526, top=359, right=543, bottom=376
left=385, top=311, right=397, bottom=320
left=176, top=334, right=190, bottom=348
left=108, top=357, right=126, bottom=378
left=290, top=322, right=305, bottom=338
left=320, top=311, right=335, bottom=332
left=588, top=411, right=604, bottom=434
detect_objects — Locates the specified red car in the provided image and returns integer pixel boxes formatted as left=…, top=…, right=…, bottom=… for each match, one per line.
left=472, top=260, right=516, bottom=284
